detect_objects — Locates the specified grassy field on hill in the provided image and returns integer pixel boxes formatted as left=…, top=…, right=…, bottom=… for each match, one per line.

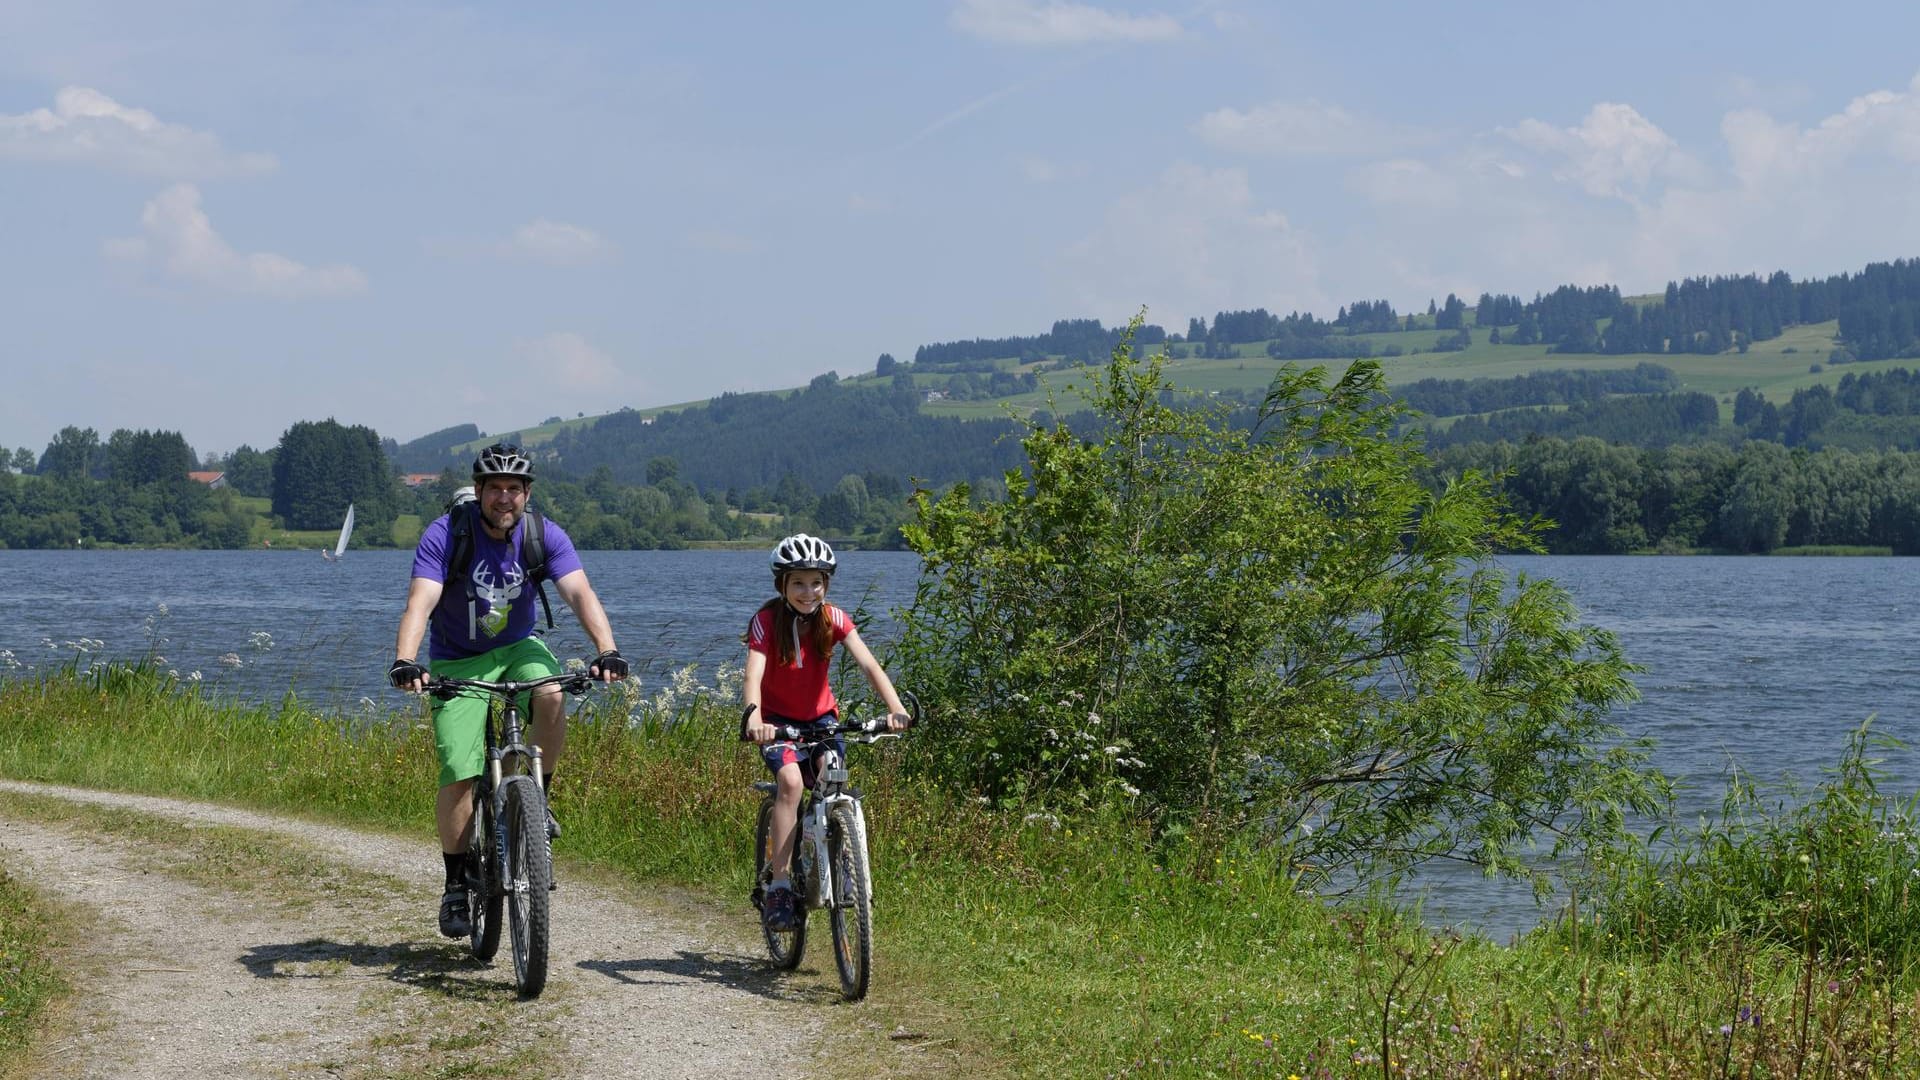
left=399, top=312, right=1909, bottom=451
left=917, top=319, right=1907, bottom=424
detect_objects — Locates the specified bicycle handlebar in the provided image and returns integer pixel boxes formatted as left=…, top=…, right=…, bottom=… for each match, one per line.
left=424, top=669, right=596, bottom=702
left=738, top=688, right=920, bottom=743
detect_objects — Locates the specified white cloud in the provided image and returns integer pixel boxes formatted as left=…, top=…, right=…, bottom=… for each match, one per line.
left=0, top=86, right=275, bottom=179
left=502, top=218, right=610, bottom=264
left=105, top=184, right=366, bottom=297
left=1329, top=76, right=1920, bottom=307
left=1721, top=77, right=1920, bottom=187
left=950, top=0, right=1182, bottom=45
left=1501, top=102, right=1700, bottom=201
left=1627, top=77, right=1920, bottom=280
left=1348, top=158, right=1458, bottom=209
left=1062, top=163, right=1324, bottom=326
left=1194, top=99, right=1383, bottom=157
left=515, top=332, right=623, bottom=390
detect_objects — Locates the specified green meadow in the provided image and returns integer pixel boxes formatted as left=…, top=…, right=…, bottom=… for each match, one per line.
left=3, top=661, right=1918, bottom=1078
left=916, top=319, right=1913, bottom=425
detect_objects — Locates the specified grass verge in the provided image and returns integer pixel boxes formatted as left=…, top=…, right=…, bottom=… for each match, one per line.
left=5, top=662, right=1920, bottom=1077
left=0, top=861, right=69, bottom=1074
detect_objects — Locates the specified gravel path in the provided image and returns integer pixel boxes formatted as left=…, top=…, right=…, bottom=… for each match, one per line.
left=0, top=780, right=934, bottom=1079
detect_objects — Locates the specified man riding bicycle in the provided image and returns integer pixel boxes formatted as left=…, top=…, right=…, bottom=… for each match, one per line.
left=389, top=443, right=628, bottom=938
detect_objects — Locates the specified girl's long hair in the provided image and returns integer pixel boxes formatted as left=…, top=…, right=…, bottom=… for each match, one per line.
left=756, top=576, right=836, bottom=667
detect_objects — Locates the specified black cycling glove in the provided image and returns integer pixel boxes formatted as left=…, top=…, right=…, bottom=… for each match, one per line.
left=388, top=658, right=428, bottom=688
left=590, top=649, right=630, bottom=679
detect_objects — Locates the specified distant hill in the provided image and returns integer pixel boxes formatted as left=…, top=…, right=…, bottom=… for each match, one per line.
left=389, top=257, right=1920, bottom=492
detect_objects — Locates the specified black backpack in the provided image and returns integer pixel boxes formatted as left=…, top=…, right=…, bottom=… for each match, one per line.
left=444, top=502, right=556, bottom=634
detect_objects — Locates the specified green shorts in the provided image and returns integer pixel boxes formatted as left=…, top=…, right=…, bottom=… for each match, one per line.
left=429, top=637, right=562, bottom=786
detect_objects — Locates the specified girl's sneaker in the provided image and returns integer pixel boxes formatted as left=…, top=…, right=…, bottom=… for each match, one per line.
left=763, top=886, right=798, bottom=930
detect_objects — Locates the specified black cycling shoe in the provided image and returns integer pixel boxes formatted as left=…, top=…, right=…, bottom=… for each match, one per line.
left=546, top=805, right=562, bottom=840
left=438, top=888, right=472, bottom=938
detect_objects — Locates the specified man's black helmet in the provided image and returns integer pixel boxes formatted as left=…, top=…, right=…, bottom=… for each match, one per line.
left=473, top=443, right=534, bottom=483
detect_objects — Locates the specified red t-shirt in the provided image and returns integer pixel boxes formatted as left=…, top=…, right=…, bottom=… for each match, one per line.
left=747, top=604, right=853, bottom=719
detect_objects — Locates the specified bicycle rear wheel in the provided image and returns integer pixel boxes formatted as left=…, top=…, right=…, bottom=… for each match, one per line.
left=467, top=781, right=503, bottom=962
left=753, top=796, right=806, bottom=969
left=501, top=775, right=553, bottom=998
left=827, top=801, right=872, bottom=1000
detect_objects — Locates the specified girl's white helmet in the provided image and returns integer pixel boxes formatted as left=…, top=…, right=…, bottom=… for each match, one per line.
left=770, top=532, right=836, bottom=576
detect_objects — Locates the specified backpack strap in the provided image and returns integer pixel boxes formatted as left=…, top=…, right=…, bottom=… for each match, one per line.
left=521, top=509, right=556, bottom=634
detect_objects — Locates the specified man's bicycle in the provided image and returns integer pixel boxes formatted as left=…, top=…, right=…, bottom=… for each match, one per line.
left=744, top=691, right=918, bottom=1001
left=427, top=669, right=591, bottom=998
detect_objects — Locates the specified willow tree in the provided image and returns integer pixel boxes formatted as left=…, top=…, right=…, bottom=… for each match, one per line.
left=896, top=324, right=1666, bottom=890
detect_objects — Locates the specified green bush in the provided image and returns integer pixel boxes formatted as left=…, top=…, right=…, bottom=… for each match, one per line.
left=898, top=321, right=1667, bottom=893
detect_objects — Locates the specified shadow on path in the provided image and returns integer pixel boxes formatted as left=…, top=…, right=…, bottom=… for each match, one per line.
left=577, top=949, right=842, bottom=1004
left=239, top=937, right=515, bottom=999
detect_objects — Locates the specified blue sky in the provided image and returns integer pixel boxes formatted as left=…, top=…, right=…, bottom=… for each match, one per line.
left=8, top=0, right=1920, bottom=460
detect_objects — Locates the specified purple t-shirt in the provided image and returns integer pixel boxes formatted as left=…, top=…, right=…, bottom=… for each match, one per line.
left=411, top=510, right=585, bottom=661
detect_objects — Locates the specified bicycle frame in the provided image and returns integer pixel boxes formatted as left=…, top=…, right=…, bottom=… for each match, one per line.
left=795, top=743, right=871, bottom=912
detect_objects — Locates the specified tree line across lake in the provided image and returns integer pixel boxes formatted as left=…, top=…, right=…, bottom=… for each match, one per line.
left=12, top=381, right=1920, bottom=555
left=16, top=254, right=1920, bottom=551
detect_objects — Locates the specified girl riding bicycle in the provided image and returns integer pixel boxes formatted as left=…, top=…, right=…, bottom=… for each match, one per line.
left=742, top=533, right=910, bottom=932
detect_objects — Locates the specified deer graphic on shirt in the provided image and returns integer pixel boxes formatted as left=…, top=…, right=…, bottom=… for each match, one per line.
left=471, top=562, right=523, bottom=638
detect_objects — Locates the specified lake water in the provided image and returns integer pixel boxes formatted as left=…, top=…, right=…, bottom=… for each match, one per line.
left=6, top=549, right=1917, bottom=939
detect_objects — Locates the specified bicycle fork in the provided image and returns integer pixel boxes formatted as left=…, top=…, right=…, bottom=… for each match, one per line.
left=483, top=741, right=546, bottom=892
left=802, top=793, right=865, bottom=909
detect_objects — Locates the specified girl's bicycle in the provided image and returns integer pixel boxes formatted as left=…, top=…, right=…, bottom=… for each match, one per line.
left=427, top=669, right=591, bottom=999
left=743, top=691, right=918, bottom=1001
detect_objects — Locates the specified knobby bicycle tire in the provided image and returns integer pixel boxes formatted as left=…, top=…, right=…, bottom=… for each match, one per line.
left=754, top=796, right=806, bottom=969
left=827, top=801, right=872, bottom=1000
left=501, top=775, right=552, bottom=998
left=468, top=781, right=504, bottom=962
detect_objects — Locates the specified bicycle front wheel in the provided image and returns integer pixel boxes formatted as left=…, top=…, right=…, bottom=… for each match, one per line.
left=827, top=801, right=872, bottom=1000
left=501, top=775, right=553, bottom=998
left=468, top=782, right=503, bottom=962
left=753, top=796, right=806, bottom=969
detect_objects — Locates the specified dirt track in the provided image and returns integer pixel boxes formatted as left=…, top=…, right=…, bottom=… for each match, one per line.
left=0, top=780, right=944, bottom=1079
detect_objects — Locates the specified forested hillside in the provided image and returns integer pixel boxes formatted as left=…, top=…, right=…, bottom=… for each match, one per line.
left=19, top=255, right=1920, bottom=552
left=545, top=375, right=1028, bottom=493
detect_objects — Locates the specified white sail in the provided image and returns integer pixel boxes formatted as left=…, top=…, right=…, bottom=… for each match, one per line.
left=331, top=503, right=355, bottom=559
